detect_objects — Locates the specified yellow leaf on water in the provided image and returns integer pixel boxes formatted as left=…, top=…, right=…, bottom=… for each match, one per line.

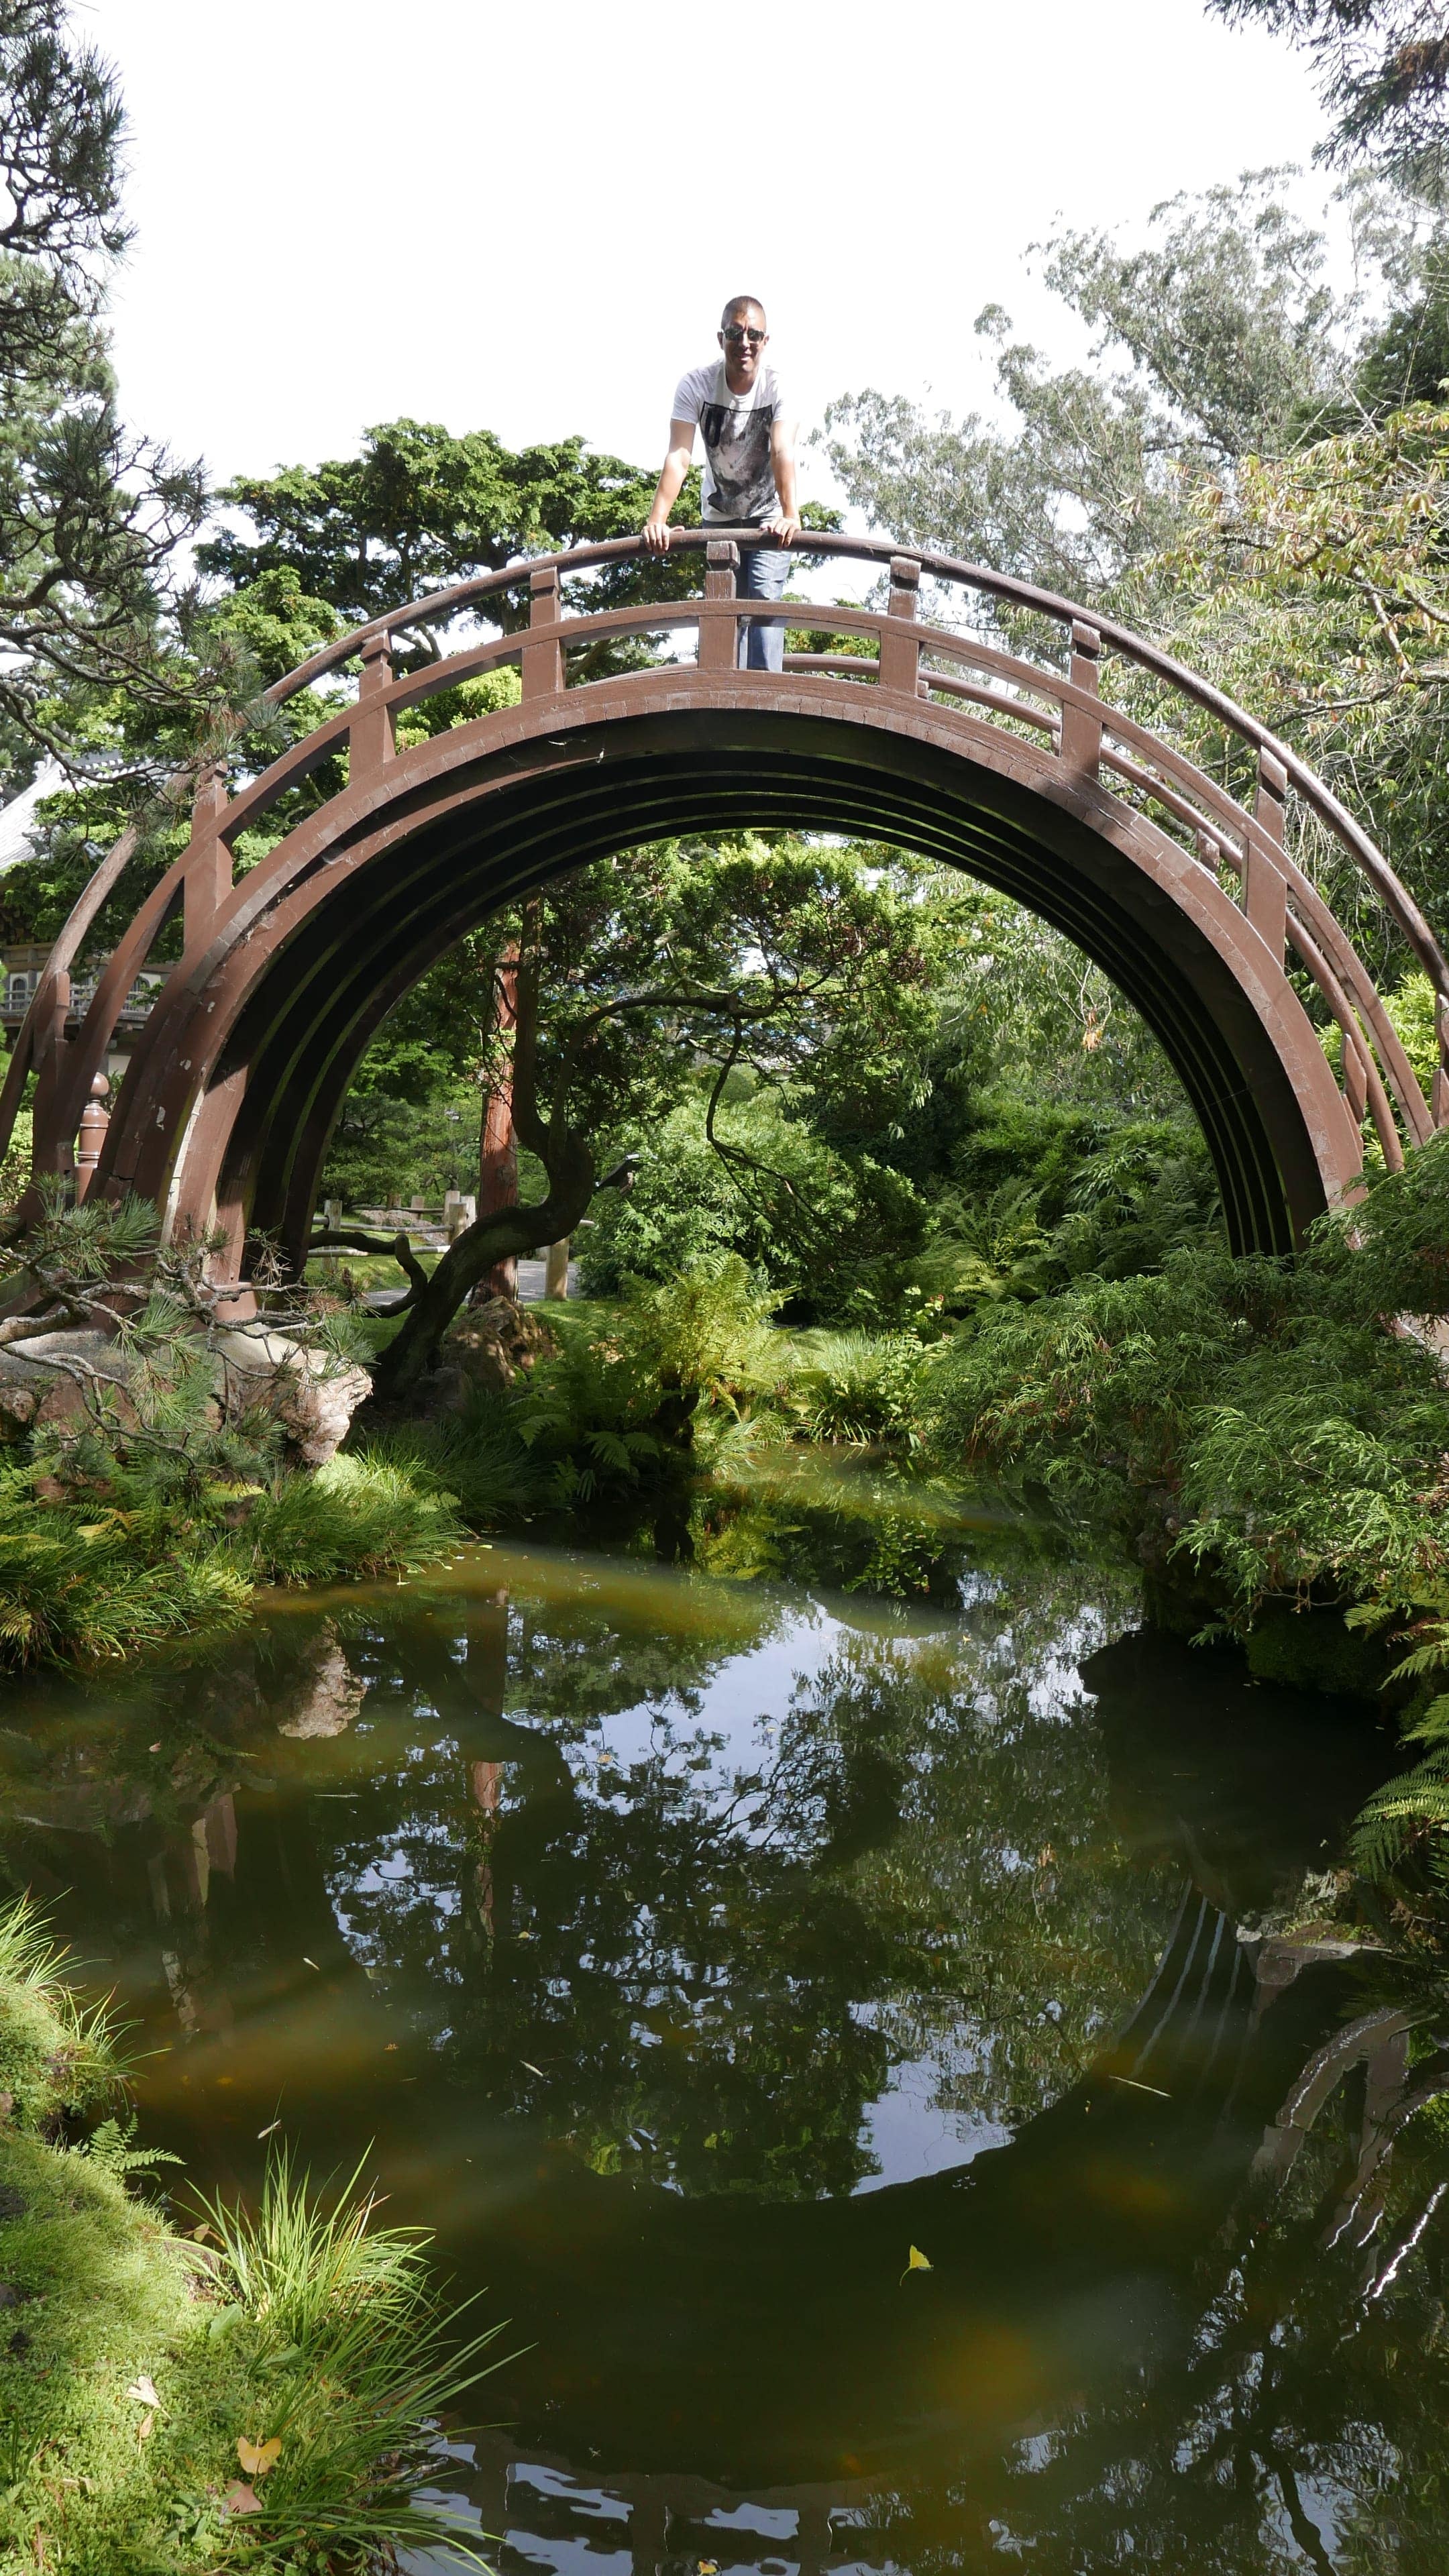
left=237, top=2436, right=282, bottom=2478
left=900, top=2245, right=933, bottom=2283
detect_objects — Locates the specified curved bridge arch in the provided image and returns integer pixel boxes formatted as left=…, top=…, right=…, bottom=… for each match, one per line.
left=3, top=531, right=1447, bottom=1289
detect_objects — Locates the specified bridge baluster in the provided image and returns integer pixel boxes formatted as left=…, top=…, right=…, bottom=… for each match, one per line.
left=521, top=565, right=563, bottom=699
left=184, top=760, right=231, bottom=951
left=699, top=538, right=739, bottom=671
left=350, top=629, right=395, bottom=780
left=878, top=555, right=921, bottom=694
left=1060, top=621, right=1102, bottom=778
left=1436, top=998, right=1449, bottom=1127
left=1343, top=1030, right=1370, bottom=1128
left=1246, top=747, right=1289, bottom=962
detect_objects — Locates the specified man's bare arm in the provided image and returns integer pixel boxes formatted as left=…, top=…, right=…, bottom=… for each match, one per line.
left=765, top=417, right=801, bottom=546
left=643, top=419, right=696, bottom=553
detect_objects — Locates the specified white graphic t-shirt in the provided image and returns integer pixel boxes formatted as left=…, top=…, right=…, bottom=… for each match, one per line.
left=671, top=361, right=790, bottom=523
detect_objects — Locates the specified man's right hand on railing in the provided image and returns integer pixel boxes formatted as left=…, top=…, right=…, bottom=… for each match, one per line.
left=641, top=513, right=673, bottom=555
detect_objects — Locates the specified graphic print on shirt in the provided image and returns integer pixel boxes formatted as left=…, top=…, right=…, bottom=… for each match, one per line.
left=672, top=362, right=787, bottom=523
left=698, top=392, right=777, bottom=522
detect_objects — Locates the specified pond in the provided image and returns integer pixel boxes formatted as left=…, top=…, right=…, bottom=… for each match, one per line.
left=0, top=1473, right=1444, bottom=2572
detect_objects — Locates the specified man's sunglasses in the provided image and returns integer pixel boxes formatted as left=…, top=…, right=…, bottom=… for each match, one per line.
left=722, top=325, right=766, bottom=345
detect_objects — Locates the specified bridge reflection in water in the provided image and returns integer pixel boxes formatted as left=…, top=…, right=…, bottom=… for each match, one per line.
left=0, top=1525, right=1436, bottom=2571
left=407, top=1896, right=1420, bottom=2575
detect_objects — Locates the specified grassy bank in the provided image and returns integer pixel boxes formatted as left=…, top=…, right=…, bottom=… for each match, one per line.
left=0, top=1896, right=492, bottom=2573
left=0, top=1452, right=462, bottom=1668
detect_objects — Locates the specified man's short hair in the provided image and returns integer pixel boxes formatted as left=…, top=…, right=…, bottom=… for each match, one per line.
left=720, top=294, right=766, bottom=327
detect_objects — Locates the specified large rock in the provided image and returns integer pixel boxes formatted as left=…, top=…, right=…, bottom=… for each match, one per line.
left=0, top=1322, right=370, bottom=1469
left=209, top=1327, right=372, bottom=1468
left=442, top=1296, right=556, bottom=1395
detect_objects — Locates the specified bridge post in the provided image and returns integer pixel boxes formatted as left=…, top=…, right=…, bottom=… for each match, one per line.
left=350, top=629, right=396, bottom=780
left=1060, top=621, right=1103, bottom=777
left=521, top=565, right=564, bottom=700
left=699, top=538, right=739, bottom=670
left=184, top=761, right=231, bottom=951
left=1246, top=747, right=1289, bottom=963
left=878, top=554, right=921, bottom=692
left=74, top=1072, right=109, bottom=1203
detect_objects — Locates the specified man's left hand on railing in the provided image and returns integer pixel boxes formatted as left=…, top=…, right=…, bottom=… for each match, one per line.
left=764, top=512, right=801, bottom=547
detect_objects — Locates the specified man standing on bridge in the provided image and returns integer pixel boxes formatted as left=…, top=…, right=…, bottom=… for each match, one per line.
left=642, top=295, right=800, bottom=672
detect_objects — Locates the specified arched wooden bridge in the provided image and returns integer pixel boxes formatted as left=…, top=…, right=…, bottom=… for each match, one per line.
left=3, top=529, right=1446, bottom=1293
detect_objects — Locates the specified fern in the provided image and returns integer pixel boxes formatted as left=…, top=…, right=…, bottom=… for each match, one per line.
left=78, top=2110, right=184, bottom=2182
left=1350, top=1747, right=1449, bottom=1885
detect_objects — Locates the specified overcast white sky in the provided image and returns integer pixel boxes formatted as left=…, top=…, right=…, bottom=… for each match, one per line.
left=84, top=0, right=1329, bottom=497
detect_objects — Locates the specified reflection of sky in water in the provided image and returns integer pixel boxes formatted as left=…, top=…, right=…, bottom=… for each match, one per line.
left=859, top=2049, right=1013, bottom=2188
left=315, top=1573, right=1145, bottom=2193
left=557, top=1606, right=830, bottom=1791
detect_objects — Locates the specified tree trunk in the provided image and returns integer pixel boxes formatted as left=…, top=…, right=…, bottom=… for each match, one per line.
left=474, top=945, right=519, bottom=1303
left=368, top=1165, right=596, bottom=1402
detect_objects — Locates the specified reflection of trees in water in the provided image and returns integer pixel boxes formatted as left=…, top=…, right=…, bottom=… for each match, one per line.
left=314, top=1567, right=1178, bottom=2200
left=8, top=1546, right=1449, bottom=2555
left=830, top=1979, right=1449, bottom=2575
left=800, top=1631, right=1181, bottom=2136
left=0, top=1536, right=1181, bottom=2207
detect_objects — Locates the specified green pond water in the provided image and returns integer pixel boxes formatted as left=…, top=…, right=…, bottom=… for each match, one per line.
left=1, top=1466, right=1447, bottom=2571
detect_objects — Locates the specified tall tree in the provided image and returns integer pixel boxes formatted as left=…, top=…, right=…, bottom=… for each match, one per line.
left=0, top=1, right=213, bottom=787
left=1209, top=0, right=1449, bottom=189
left=365, top=839, right=938, bottom=1399
left=821, top=174, right=1360, bottom=604
left=197, top=417, right=707, bottom=648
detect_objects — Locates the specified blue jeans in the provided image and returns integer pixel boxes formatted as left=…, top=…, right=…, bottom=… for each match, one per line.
left=739, top=541, right=790, bottom=672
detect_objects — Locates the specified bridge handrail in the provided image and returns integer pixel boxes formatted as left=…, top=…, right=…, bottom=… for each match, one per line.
left=1, top=527, right=1444, bottom=1199
left=254, top=527, right=1449, bottom=1003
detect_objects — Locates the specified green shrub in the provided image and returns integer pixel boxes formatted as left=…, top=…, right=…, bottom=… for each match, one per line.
left=0, top=1450, right=461, bottom=1670
left=580, top=1089, right=926, bottom=1319
left=926, top=1134, right=1449, bottom=1619
left=0, top=1470, right=252, bottom=1668
left=786, top=1328, right=933, bottom=1447
left=352, top=1384, right=551, bottom=1528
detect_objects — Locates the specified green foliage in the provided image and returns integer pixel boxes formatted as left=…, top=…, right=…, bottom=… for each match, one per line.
left=78, top=2110, right=182, bottom=2183
left=580, top=1084, right=925, bottom=1317
left=350, top=1384, right=551, bottom=1532
left=197, top=413, right=703, bottom=639
left=786, top=1329, right=933, bottom=1448
left=0, top=1890, right=122, bottom=2133
left=178, top=2150, right=498, bottom=2573
left=927, top=1132, right=1449, bottom=1617
left=1208, top=1, right=1449, bottom=187
left=822, top=173, right=1358, bottom=600
left=0, top=1893, right=496, bottom=2572
left=0, top=1466, right=251, bottom=1664
left=0, top=1, right=215, bottom=783
left=230, top=1452, right=462, bottom=1588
